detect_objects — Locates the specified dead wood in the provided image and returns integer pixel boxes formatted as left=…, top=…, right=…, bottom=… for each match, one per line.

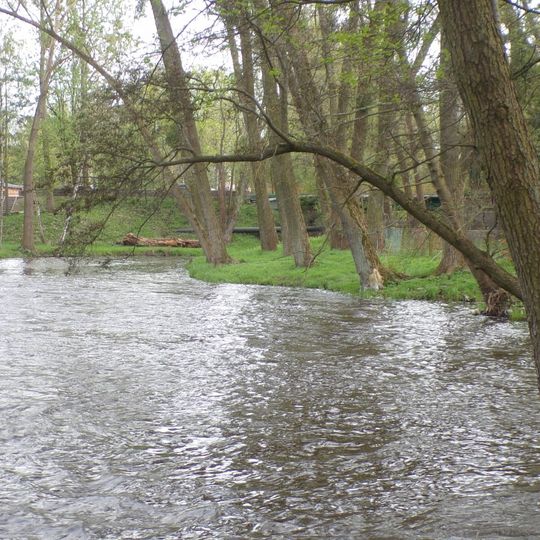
left=121, top=232, right=201, bottom=248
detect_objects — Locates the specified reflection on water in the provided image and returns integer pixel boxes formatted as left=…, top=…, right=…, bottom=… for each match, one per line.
left=0, top=257, right=539, bottom=538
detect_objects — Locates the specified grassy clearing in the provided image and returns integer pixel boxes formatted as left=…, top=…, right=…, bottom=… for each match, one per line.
left=189, top=235, right=360, bottom=294
left=84, top=243, right=202, bottom=258
left=0, top=197, right=195, bottom=258
left=0, top=198, right=269, bottom=255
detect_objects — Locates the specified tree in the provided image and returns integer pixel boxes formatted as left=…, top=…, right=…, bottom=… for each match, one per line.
left=437, top=29, right=465, bottom=275
left=259, top=40, right=312, bottom=267
left=248, top=0, right=312, bottom=267
left=22, top=1, right=59, bottom=252
left=221, top=2, right=279, bottom=251
left=149, top=0, right=231, bottom=265
left=277, top=1, right=386, bottom=287
left=0, top=29, right=31, bottom=241
left=436, top=0, right=540, bottom=386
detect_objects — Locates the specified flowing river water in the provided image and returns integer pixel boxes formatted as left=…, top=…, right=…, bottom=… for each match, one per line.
left=0, top=257, right=539, bottom=539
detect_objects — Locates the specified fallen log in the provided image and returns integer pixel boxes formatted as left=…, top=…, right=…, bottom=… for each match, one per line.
left=121, top=232, right=200, bottom=248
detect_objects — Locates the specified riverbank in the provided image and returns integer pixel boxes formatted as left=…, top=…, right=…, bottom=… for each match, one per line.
left=0, top=204, right=523, bottom=319
left=187, top=235, right=525, bottom=320
left=0, top=197, right=199, bottom=259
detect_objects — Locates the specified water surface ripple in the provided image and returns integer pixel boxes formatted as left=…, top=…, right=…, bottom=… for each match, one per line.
left=0, top=257, right=539, bottom=539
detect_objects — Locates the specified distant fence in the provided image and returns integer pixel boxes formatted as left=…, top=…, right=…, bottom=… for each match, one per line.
left=175, top=226, right=325, bottom=237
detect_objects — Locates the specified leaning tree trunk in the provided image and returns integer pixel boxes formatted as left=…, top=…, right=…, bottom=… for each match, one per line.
left=149, top=0, right=230, bottom=265
left=282, top=6, right=384, bottom=287
left=314, top=160, right=349, bottom=249
left=224, top=9, right=278, bottom=251
left=441, top=0, right=540, bottom=386
left=316, top=156, right=385, bottom=288
left=437, top=29, right=465, bottom=274
left=22, top=12, right=57, bottom=253
left=398, top=25, right=510, bottom=316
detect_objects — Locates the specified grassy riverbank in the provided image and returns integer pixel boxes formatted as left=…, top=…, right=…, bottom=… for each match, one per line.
left=0, top=197, right=268, bottom=258
left=187, top=235, right=524, bottom=320
left=0, top=197, right=195, bottom=258
left=187, top=235, right=478, bottom=299
left=1, top=202, right=523, bottom=318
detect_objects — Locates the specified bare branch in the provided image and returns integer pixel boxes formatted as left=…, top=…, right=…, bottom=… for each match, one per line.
left=503, top=0, right=540, bottom=15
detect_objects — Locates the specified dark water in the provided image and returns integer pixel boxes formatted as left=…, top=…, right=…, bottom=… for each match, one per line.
left=0, top=257, right=539, bottom=539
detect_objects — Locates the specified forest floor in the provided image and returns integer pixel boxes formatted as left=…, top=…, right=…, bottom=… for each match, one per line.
left=0, top=198, right=524, bottom=319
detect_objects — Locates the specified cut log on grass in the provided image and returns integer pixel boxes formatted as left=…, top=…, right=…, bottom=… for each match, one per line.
left=121, top=232, right=201, bottom=248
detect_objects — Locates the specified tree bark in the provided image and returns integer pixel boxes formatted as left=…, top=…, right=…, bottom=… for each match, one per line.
left=283, top=6, right=384, bottom=288
left=149, top=0, right=230, bottom=265
left=439, top=0, right=540, bottom=386
left=314, top=160, right=349, bottom=249
left=22, top=7, right=57, bottom=253
left=255, top=2, right=312, bottom=267
left=0, top=4, right=221, bottom=262
left=436, top=30, right=466, bottom=274
left=224, top=8, right=278, bottom=251
left=261, top=58, right=312, bottom=267
left=42, top=115, right=55, bottom=212
left=122, top=233, right=200, bottom=248
left=397, top=14, right=509, bottom=314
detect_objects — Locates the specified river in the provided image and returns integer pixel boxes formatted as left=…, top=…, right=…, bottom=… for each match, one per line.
left=0, top=257, right=539, bottom=539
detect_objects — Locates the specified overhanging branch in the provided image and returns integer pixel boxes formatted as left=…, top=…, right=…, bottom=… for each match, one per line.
left=143, top=140, right=522, bottom=300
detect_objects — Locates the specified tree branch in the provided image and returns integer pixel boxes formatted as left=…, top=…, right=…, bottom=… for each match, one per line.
left=503, top=0, right=540, bottom=15
left=142, top=139, right=521, bottom=299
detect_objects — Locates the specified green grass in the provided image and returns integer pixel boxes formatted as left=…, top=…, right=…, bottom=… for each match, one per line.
left=0, top=198, right=274, bottom=251
left=84, top=243, right=202, bottom=258
left=190, top=235, right=473, bottom=299
left=0, top=196, right=195, bottom=257
left=187, top=235, right=525, bottom=319
left=188, top=235, right=360, bottom=294
left=0, top=242, right=23, bottom=258
left=1, top=200, right=524, bottom=319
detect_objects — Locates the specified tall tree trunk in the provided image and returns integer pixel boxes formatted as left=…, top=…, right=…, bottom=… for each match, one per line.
left=42, top=115, right=55, bottom=212
left=399, top=113, right=427, bottom=252
left=370, top=93, right=392, bottom=252
left=22, top=7, right=57, bottom=253
left=149, top=0, right=230, bottom=265
left=223, top=8, right=278, bottom=251
left=314, top=160, right=349, bottom=249
left=370, top=0, right=394, bottom=251
left=217, top=162, right=227, bottom=232
left=222, top=166, right=248, bottom=243
left=261, top=58, right=312, bottom=267
left=436, top=0, right=540, bottom=384
left=436, top=30, right=465, bottom=274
